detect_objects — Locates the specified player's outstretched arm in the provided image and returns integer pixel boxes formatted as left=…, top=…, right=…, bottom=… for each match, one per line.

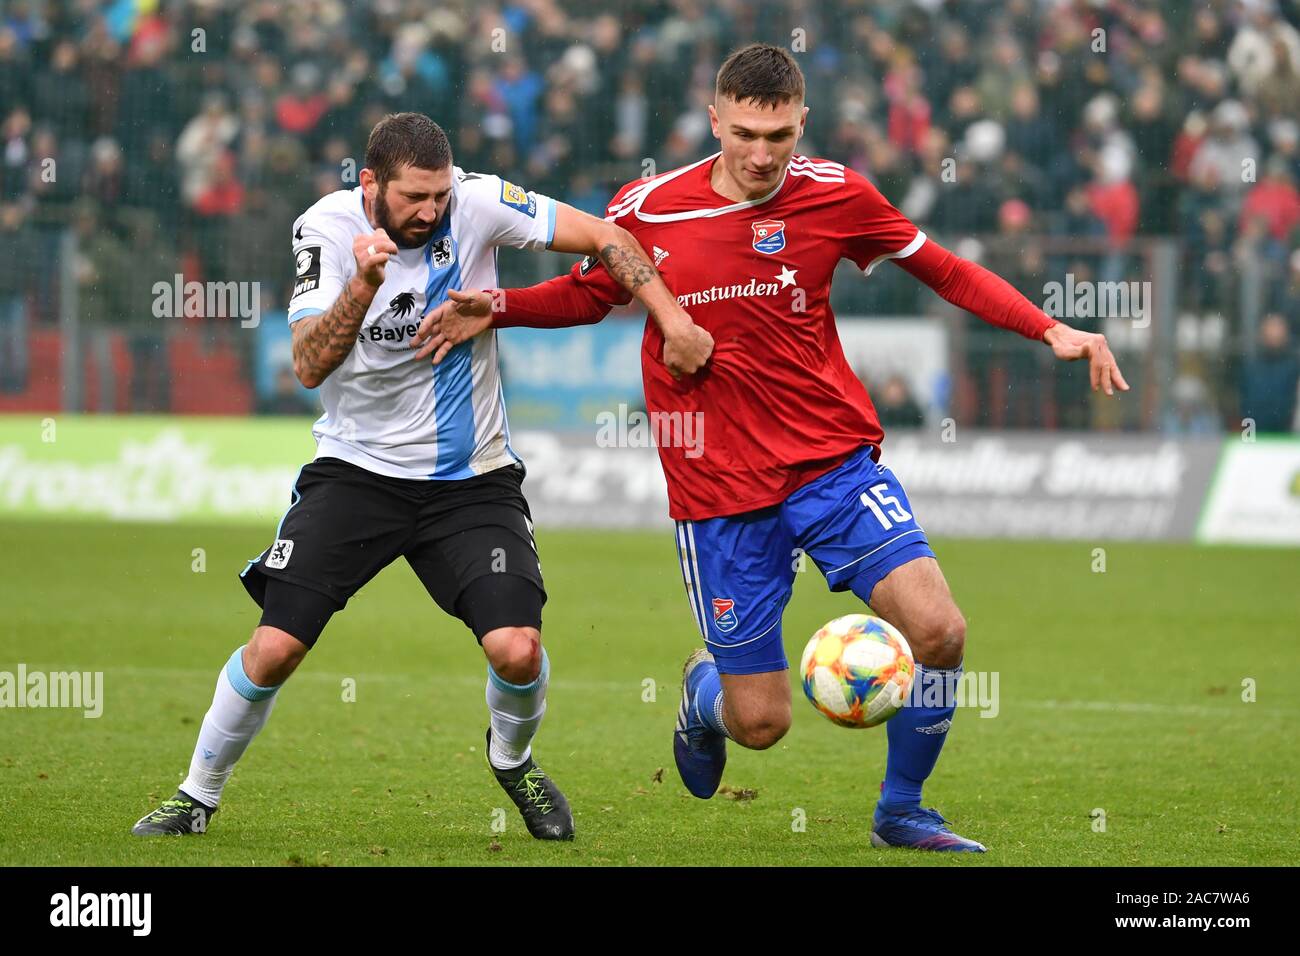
left=292, top=229, right=397, bottom=388
left=1041, top=321, right=1130, bottom=396
left=895, top=237, right=1130, bottom=396
left=548, top=204, right=680, bottom=323
left=414, top=205, right=713, bottom=379
left=548, top=204, right=713, bottom=378
left=412, top=276, right=611, bottom=365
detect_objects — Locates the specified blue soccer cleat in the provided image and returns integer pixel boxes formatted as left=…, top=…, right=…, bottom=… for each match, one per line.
left=673, top=648, right=726, bottom=799
left=870, top=806, right=987, bottom=853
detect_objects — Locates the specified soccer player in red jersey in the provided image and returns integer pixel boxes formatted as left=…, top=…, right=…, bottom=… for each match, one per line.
left=413, top=44, right=1128, bottom=852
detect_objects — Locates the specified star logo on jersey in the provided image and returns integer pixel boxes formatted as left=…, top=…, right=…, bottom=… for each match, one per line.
left=751, top=219, right=786, bottom=254
left=775, top=265, right=798, bottom=288
left=711, top=597, right=739, bottom=633
left=389, top=290, right=417, bottom=319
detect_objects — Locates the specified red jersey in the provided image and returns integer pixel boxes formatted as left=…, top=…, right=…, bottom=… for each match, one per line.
left=578, top=154, right=924, bottom=520
left=496, top=152, right=1056, bottom=521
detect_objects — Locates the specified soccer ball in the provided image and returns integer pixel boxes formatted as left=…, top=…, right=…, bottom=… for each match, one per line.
left=800, top=614, right=915, bottom=728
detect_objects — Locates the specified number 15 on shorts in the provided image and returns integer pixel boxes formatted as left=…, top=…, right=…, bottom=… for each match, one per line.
left=860, top=482, right=912, bottom=531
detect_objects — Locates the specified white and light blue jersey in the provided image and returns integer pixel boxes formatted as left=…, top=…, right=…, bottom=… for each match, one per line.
left=287, top=169, right=557, bottom=479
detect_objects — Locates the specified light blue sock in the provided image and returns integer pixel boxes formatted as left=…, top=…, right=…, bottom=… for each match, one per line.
left=181, top=645, right=281, bottom=807
left=486, top=649, right=549, bottom=770
left=692, top=662, right=731, bottom=739
left=879, top=660, right=962, bottom=812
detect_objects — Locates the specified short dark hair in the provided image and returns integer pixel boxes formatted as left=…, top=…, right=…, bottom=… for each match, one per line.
left=715, top=43, right=805, bottom=108
left=364, top=112, right=452, bottom=185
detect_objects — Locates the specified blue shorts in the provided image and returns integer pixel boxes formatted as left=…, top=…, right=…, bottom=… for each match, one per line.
left=673, top=445, right=934, bottom=675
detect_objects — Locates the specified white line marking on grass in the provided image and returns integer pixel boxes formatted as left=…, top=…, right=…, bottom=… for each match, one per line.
left=1020, top=699, right=1297, bottom=717
left=78, top=665, right=635, bottom=693
left=19, top=666, right=1297, bottom=715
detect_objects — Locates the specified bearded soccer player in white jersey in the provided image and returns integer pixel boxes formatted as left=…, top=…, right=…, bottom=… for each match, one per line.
left=132, top=112, right=712, bottom=841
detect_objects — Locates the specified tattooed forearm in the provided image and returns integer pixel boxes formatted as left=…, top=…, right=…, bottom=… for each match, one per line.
left=591, top=222, right=692, bottom=335
left=599, top=239, right=657, bottom=294
left=292, top=278, right=374, bottom=387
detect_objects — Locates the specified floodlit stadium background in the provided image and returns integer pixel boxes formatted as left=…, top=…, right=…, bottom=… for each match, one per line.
left=1, top=0, right=1298, bottom=538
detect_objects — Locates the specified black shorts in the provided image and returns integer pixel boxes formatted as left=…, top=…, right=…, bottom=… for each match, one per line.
left=239, top=457, right=546, bottom=637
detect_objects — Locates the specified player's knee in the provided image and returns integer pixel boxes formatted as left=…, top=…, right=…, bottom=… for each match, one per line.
left=483, top=627, right=542, bottom=685
left=910, top=609, right=966, bottom=669
left=732, top=708, right=791, bottom=750
left=245, top=626, right=309, bottom=686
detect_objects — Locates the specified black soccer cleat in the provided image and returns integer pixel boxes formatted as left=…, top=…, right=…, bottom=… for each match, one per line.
left=486, top=730, right=575, bottom=841
left=131, top=790, right=217, bottom=836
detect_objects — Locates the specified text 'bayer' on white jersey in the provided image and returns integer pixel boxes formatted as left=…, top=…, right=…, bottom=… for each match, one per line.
left=287, top=168, right=557, bottom=479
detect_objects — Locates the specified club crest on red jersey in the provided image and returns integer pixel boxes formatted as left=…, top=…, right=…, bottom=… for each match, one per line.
left=712, top=597, right=739, bottom=633
left=751, top=219, right=786, bottom=254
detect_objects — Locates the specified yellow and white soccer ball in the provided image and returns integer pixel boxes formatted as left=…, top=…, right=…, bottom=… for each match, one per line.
left=800, top=614, right=915, bottom=728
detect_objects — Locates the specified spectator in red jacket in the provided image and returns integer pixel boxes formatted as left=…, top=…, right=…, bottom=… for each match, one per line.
left=1240, top=155, right=1300, bottom=243
left=275, top=63, right=329, bottom=137
left=1088, top=144, right=1140, bottom=247
left=885, top=50, right=931, bottom=156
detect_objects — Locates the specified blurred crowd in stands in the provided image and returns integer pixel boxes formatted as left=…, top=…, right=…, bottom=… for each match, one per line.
left=0, top=0, right=1297, bottom=431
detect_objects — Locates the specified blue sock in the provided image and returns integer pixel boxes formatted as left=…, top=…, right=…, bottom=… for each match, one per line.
left=879, top=660, right=962, bottom=812
left=692, top=662, right=731, bottom=738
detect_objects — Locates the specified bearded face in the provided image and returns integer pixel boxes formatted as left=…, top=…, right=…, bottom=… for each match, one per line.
left=373, top=185, right=435, bottom=248
left=368, top=164, right=454, bottom=248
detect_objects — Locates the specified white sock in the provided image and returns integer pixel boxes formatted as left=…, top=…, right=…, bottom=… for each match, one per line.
left=486, top=648, right=549, bottom=770
left=180, top=646, right=280, bottom=807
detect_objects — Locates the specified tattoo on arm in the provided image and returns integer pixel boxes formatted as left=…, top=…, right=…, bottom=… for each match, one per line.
left=292, top=280, right=372, bottom=386
left=591, top=225, right=688, bottom=333
left=599, top=240, right=656, bottom=294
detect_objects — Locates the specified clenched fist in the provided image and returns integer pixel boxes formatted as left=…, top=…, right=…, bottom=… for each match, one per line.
left=662, top=320, right=714, bottom=379
left=353, top=229, right=398, bottom=288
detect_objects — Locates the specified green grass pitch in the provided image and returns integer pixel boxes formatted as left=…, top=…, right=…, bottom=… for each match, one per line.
left=1, top=519, right=1296, bottom=866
